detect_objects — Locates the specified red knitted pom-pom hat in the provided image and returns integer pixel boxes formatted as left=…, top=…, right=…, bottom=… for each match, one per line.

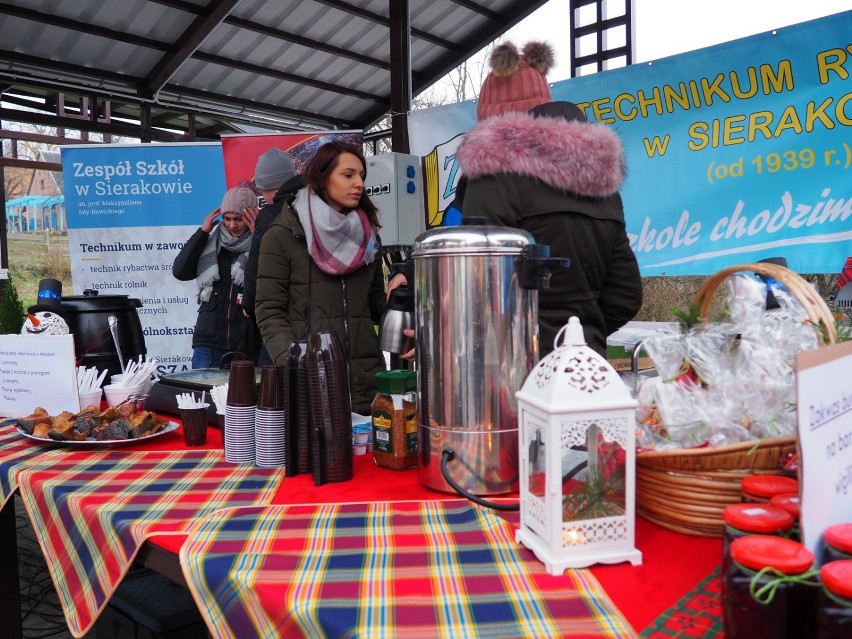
left=476, top=41, right=555, bottom=120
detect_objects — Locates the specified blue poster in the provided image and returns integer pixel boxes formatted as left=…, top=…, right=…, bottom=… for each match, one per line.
left=62, top=143, right=224, bottom=228
left=411, top=11, right=852, bottom=276
left=61, top=143, right=226, bottom=374
left=553, top=12, right=852, bottom=275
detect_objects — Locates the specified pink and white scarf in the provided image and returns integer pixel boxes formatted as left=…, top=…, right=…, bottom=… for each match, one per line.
left=294, top=188, right=377, bottom=275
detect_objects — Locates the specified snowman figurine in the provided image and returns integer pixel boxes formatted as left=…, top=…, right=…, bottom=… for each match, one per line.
left=20, top=278, right=71, bottom=336
left=21, top=311, right=70, bottom=335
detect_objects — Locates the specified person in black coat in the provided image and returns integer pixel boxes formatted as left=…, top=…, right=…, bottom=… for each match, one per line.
left=173, top=186, right=257, bottom=369
left=457, top=100, right=643, bottom=357
left=241, top=148, right=303, bottom=364
left=397, top=42, right=642, bottom=357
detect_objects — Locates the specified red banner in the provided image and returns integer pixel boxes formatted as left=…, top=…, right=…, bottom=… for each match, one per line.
left=220, top=131, right=363, bottom=188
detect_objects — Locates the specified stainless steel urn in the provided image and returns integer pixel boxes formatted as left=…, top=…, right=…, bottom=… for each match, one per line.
left=412, top=219, right=567, bottom=495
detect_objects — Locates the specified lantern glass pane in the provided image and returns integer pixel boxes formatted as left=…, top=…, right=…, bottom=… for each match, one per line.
left=528, top=427, right=546, bottom=497
left=561, top=424, right=626, bottom=522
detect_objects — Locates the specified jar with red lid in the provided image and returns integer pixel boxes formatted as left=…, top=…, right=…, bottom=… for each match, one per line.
left=818, top=560, right=852, bottom=638
left=770, top=493, right=801, bottom=542
left=821, top=523, right=852, bottom=565
left=741, top=474, right=799, bottom=503
left=722, top=503, right=795, bottom=577
left=724, top=535, right=819, bottom=639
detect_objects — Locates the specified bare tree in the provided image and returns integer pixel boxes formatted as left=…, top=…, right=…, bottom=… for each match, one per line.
left=416, top=42, right=495, bottom=107
left=3, top=165, right=28, bottom=200
left=2, top=122, right=57, bottom=200
left=2, top=121, right=136, bottom=200
left=363, top=41, right=497, bottom=154
left=2, top=122, right=59, bottom=157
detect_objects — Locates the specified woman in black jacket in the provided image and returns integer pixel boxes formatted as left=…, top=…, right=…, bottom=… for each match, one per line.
left=173, top=186, right=258, bottom=369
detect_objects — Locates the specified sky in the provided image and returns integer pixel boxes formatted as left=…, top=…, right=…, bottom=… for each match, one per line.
left=500, top=0, right=852, bottom=83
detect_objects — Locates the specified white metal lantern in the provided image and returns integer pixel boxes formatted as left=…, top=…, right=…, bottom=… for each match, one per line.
left=516, top=317, right=642, bottom=574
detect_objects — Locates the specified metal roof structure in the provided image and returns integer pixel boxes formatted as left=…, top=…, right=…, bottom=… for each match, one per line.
left=0, top=0, right=553, bottom=144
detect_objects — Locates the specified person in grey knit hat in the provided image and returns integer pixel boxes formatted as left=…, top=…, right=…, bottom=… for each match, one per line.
left=242, top=148, right=304, bottom=364
left=173, top=186, right=259, bottom=368
left=254, top=148, right=296, bottom=194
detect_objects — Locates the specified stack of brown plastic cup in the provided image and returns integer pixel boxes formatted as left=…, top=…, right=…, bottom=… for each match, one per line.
left=306, top=331, right=353, bottom=485
left=256, top=364, right=287, bottom=410
left=285, top=341, right=311, bottom=476
left=255, top=364, right=287, bottom=467
left=224, top=359, right=256, bottom=464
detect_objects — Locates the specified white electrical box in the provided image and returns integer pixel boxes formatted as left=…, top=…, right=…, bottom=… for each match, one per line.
left=365, top=153, right=424, bottom=247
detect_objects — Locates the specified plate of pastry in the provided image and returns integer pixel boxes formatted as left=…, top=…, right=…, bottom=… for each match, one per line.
left=4, top=404, right=178, bottom=447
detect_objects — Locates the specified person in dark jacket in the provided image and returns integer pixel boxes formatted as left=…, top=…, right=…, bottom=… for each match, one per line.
left=457, top=99, right=642, bottom=358
left=173, top=186, right=258, bottom=369
left=254, top=142, right=387, bottom=414
left=391, top=41, right=641, bottom=358
left=241, top=148, right=302, bottom=364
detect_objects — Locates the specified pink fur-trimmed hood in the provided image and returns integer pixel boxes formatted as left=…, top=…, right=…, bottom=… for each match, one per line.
left=456, top=111, right=626, bottom=198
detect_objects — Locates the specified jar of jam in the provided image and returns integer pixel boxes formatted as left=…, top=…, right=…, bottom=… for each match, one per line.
left=770, top=493, right=801, bottom=542
left=818, top=560, right=852, bottom=638
left=371, top=370, right=417, bottom=470
left=741, top=474, right=799, bottom=503
left=724, top=535, right=818, bottom=639
left=722, top=503, right=795, bottom=577
left=821, top=523, right=852, bottom=565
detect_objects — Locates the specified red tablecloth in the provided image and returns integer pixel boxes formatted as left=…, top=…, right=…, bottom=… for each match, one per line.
left=640, top=568, right=723, bottom=638
left=3, top=420, right=723, bottom=636
left=0, top=423, right=62, bottom=508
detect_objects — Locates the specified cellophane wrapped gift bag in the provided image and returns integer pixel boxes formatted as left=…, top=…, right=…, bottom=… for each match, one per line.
left=636, top=271, right=823, bottom=451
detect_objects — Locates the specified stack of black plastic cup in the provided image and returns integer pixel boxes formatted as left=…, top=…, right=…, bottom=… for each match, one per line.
left=285, top=341, right=311, bottom=476
left=306, top=331, right=353, bottom=485
left=224, top=360, right=257, bottom=464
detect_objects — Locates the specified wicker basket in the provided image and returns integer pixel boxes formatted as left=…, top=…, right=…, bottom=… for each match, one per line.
left=636, top=438, right=798, bottom=536
left=636, top=263, right=836, bottom=537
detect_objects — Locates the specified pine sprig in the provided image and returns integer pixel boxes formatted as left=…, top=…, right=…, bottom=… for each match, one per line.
left=667, top=297, right=703, bottom=331
left=0, top=274, right=26, bottom=334
left=808, top=313, right=852, bottom=344
left=667, top=295, right=729, bottom=332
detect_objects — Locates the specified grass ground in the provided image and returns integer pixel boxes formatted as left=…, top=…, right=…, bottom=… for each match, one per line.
left=6, top=230, right=72, bottom=308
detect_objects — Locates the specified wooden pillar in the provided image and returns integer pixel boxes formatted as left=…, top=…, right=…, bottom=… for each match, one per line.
left=389, top=0, right=412, bottom=153
left=0, top=125, right=7, bottom=272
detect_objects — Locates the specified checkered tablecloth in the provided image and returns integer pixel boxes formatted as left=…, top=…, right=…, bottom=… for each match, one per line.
left=0, top=423, right=61, bottom=508
left=16, top=448, right=284, bottom=638
left=180, top=500, right=637, bottom=639
left=640, top=568, right=722, bottom=638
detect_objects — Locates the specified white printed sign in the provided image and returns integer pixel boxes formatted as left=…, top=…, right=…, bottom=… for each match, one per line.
left=796, top=340, right=852, bottom=561
left=0, top=334, right=79, bottom=417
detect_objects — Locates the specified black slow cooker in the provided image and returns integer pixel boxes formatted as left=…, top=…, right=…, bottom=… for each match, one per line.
left=60, top=289, right=146, bottom=379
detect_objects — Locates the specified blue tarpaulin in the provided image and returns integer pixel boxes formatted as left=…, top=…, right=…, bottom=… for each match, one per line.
left=5, top=194, right=66, bottom=231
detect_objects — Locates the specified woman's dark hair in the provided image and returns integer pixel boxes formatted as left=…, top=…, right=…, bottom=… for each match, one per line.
left=529, top=101, right=587, bottom=123
left=304, top=141, right=379, bottom=227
